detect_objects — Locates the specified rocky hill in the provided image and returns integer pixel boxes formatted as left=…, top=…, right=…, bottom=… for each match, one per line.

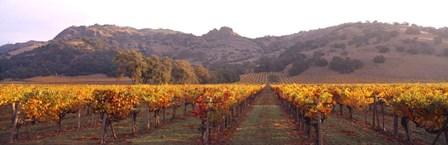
left=0, top=40, right=47, bottom=58
left=1, top=22, right=448, bottom=81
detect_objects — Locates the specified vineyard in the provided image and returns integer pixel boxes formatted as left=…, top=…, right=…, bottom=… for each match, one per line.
left=272, top=83, right=448, bottom=145
left=239, top=72, right=445, bottom=84
left=0, top=84, right=263, bottom=144
left=0, top=83, right=448, bottom=144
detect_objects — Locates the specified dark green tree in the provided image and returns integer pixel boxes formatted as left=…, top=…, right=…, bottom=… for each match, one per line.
left=329, top=56, right=363, bottom=74
left=373, top=55, right=386, bottom=63
left=193, top=65, right=211, bottom=84
left=171, top=60, right=198, bottom=84
left=288, top=59, right=310, bottom=76
left=160, top=56, right=173, bottom=84
left=143, top=55, right=164, bottom=84
left=114, top=50, right=147, bottom=84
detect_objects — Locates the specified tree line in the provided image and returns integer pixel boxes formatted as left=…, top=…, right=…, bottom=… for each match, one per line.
left=114, top=50, right=238, bottom=84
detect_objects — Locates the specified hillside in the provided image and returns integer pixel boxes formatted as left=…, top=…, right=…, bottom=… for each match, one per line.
left=1, top=22, right=448, bottom=82
left=0, top=41, right=47, bottom=58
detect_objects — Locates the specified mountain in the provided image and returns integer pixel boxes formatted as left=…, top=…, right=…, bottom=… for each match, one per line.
left=0, top=41, right=47, bottom=58
left=1, top=22, right=448, bottom=82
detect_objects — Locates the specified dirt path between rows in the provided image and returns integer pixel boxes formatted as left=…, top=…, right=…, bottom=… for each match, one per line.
left=227, top=86, right=304, bottom=145
left=227, top=85, right=399, bottom=145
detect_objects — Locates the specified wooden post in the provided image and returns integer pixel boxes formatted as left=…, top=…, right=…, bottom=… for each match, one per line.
left=146, top=105, right=151, bottom=129
left=301, top=115, right=305, bottom=130
left=77, top=108, right=82, bottom=130
left=184, top=103, right=188, bottom=117
left=298, top=112, right=302, bottom=130
left=348, top=106, right=353, bottom=119
left=372, top=95, right=377, bottom=129
left=162, top=107, right=166, bottom=121
left=100, top=113, right=108, bottom=144
left=57, top=114, right=63, bottom=133
left=110, top=122, right=117, bottom=141
left=392, top=113, right=398, bottom=137
left=376, top=106, right=380, bottom=127
left=171, top=103, right=177, bottom=121
left=340, top=103, right=343, bottom=116
left=207, top=98, right=212, bottom=145
left=25, top=123, right=31, bottom=139
left=316, top=99, right=323, bottom=145
left=131, top=111, right=137, bottom=135
left=364, top=110, right=367, bottom=123
left=401, top=117, right=413, bottom=143
left=224, top=115, right=227, bottom=128
left=91, top=108, right=95, bottom=125
left=305, top=118, right=311, bottom=142
left=10, top=101, right=20, bottom=143
left=295, top=107, right=299, bottom=122
left=155, top=110, right=160, bottom=128
left=381, top=103, right=385, bottom=130
left=11, top=102, right=16, bottom=124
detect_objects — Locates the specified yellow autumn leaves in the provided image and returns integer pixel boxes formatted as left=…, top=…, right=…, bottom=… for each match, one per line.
left=272, top=83, right=448, bottom=131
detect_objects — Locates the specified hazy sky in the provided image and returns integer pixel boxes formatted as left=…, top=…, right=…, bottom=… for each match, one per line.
left=1, top=0, right=447, bottom=45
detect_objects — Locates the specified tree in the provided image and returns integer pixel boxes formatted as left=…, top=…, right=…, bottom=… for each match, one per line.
left=433, top=36, right=443, bottom=44
left=405, top=27, right=421, bottom=35
left=142, top=55, right=164, bottom=84
left=329, top=56, right=363, bottom=74
left=160, top=56, right=173, bottom=84
left=114, top=50, right=147, bottom=84
left=254, top=56, right=272, bottom=72
left=377, top=45, right=390, bottom=53
left=208, top=69, right=240, bottom=84
left=395, top=46, right=405, bottom=52
left=288, top=59, right=310, bottom=76
left=193, top=65, right=211, bottom=84
left=373, top=55, right=386, bottom=63
left=171, top=60, right=198, bottom=84
left=331, top=43, right=346, bottom=49
left=315, top=58, right=329, bottom=67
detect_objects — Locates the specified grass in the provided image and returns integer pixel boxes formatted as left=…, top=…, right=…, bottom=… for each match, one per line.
left=227, top=87, right=304, bottom=145
left=128, top=117, right=200, bottom=145
left=337, top=105, right=447, bottom=145
left=0, top=105, right=199, bottom=145
left=322, top=115, right=395, bottom=145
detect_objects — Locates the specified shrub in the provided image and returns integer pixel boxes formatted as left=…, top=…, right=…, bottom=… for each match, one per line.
left=395, top=47, right=405, bottom=52
left=288, top=59, right=310, bottom=76
left=389, top=30, right=400, bottom=38
left=377, top=45, right=390, bottom=53
left=433, top=36, right=443, bottom=44
left=329, top=56, right=363, bottom=74
left=407, top=48, right=419, bottom=55
left=339, top=34, right=348, bottom=40
left=332, top=43, right=346, bottom=49
left=443, top=48, right=448, bottom=57
left=373, top=55, right=386, bottom=63
left=315, top=58, right=328, bottom=67
left=405, top=27, right=421, bottom=35
left=312, top=51, right=325, bottom=58
left=352, top=35, right=370, bottom=47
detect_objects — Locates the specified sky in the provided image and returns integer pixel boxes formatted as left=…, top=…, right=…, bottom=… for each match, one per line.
left=1, top=0, right=447, bottom=45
